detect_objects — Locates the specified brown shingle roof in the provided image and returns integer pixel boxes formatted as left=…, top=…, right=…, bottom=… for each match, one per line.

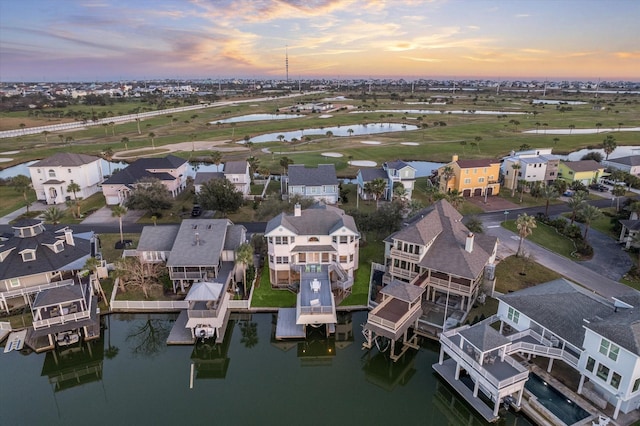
left=31, top=152, right=100, bottom=167
left=561, top=159, right=602, bottom=172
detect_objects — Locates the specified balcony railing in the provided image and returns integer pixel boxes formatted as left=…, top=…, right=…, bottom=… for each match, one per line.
left=33, top=310, right=91, bottom=330
left=389, top=248, right=422, bottom=263
left=299, top=305, right=333, bottom=314
left=368, top=301, right=421, bottom=333
left=169, top=271, right=205, bottom=280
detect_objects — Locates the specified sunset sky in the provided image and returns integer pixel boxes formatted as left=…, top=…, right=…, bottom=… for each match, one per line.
left=1, top=0, right=639, bottom=82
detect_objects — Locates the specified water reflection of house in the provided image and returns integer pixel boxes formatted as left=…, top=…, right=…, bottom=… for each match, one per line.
left=362, top=346, right=418, bottom=392
left=40, top=337, right=104, bottom=393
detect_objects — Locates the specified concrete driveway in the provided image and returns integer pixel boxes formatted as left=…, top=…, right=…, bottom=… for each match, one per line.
left=81, top=206, right=145, bottom=225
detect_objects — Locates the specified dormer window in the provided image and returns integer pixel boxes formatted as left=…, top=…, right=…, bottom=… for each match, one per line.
left=21, top=249, right=36, bottom=262
left=53, top=240, right=64, bottom=253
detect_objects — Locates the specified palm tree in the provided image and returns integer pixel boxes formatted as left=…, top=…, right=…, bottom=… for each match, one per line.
left=542, top=123, right=548, bottom=134
left=618, top=122, right=624, bottom=131
left=279, top=156, right=293, bottom=175
left=510, top=164, right=521, bottom=197
left=601, top=135, right=617, bottom=160
left=474, top=136, right=482, bottom=152
left=235, top=243, right=254, bottom=297
left=446, top=189, right=464, bottom=209
left=568, top=191, right=587, bottom=224
left=10, top=175, right=33, bottom=213
left=148, top=132, right=156, bottom=149
left=103, top=147, right=114, bottom=176
left=516, top=213, right=537, bottom=257
left=42, top=130, right=50, bottom=143
left=459, top=140, right=466, bottom=153
left=579, top=204, right=602, bottom=239
left=135, top=117, right=142, bottom=135
left=553, top=137, right=560, bottom=145
left=440, top=165, right=455, bottom=193
left=534, top=122, right=541, bottom=134
left=121, top=136, right=129, bottom=150
left=210, top=151, right=222, bottom=171
left=325, top=130, right=334, bottom=147
left=366, top=178, right=387, bottom=209
left=189, top=133, right=197, bottom=151
left=595, top=122, right=602, bottom=133
left=347, top=128, right=354, bottom=137
left=43, top=206, right=63, bottom=224
left=112, top=205, right=127, bottom=244
left=518, top=179, right=527, bottom=203
left=568, top=124, right=575, bottom=134
left=230, top=122, right=236, bottom=139
left=67, top=182, right=81, bottom=200
left=541, top=185, right=559, bottom=217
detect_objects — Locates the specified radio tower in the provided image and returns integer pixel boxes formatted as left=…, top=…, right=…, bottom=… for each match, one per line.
left=285, top=46, right=289, bottom=83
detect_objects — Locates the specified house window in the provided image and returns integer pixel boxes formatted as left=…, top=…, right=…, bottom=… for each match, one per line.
left=633, top=378, right=640, bottom=393
left=276, top=256, right=289, bottom=264
left=349, top=254, right=354, bottom=262
left=48, top=169, right=56, bottom=178
left=275, top=236, right=288, bottom=245
left=464, top=178, right=471, bottom=184
left=586, top=357, right=596, bottom=372
left=53, top=240, right=64, bottom=253
left=9, top=278, right=20, bottom=288
left=308, top=237, right=319, bottom=242
left=268, top=237, right=273, bottom=244
left=21, top=251, right=36, bottom=262
left=478, top=177, right=485, bottom=183
left=596, top=364, right=610, bottom=381
left=339, top=255, right=347, bottom=264
left=340, top=236, right=348, bottom=244
left=550, top=172, right=555, bottom=176
left=269, top=255, right=274, bottom=263
left=37, top=169, right=41, bottom=174
left=298, top=253, right=306, bottom=263
left=68, top=169, right=72, bottom=173
left=507, top=307, right=520, bottom=324
left=610, top=372, right=621, bottom=389
left=599, top=339, right=619, bottom=361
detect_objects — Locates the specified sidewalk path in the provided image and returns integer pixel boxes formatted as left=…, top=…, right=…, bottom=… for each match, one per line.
left=0, top=202, right=51, bottom=225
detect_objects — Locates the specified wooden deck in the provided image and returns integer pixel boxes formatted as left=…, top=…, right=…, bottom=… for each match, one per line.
left=433, top=359, right=500, bottom=423
left=376, top=298, right=409, bottom=322
left=275, top=308, right=306, bottom=340
left=167, top=311, right=195, bottom=345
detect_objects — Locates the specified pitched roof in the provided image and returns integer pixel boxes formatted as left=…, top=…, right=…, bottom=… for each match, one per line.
left=166, top=219, right=233, bottom=267
left=606, top=155, right=640, bottom=167
left=194, top=172, right=224, bottom=185
left=358, top=168, right=388, bottom=182
left=223, top=160, right=248, bottom=175
left=103, top=155, right=186, bottom=185
left=380, top=279, right=425, bottom=303
left=386, top=199, right=497, bottom=279
left=561, top=159, right=602, bottom=172
left=265, top=203, right=358, bottom=236
left=137, top=225, right=180, bottom=251
left=459, top=323, right=510, bottom=352
left=384, top=160, right=415, bottom=171
left=288, top=164, right=338, bottom=186
left=455, top=158, right=499, bottom=168
left=0, top=222, right=92, bottom=281
left=31, top=152, right=101, bottom=167
left=585, top=293, right=640, bottom=356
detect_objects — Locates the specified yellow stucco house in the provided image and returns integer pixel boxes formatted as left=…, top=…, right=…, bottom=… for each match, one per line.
left=557, top=160, right=604, bottom=186
left=437, top=155, right=501, bottom=197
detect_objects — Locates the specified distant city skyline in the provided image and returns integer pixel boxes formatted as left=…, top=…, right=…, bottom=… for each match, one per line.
left=1, top=0, right=639, bottom=82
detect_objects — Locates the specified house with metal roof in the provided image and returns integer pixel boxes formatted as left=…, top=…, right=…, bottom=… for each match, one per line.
left=101, top=154, right=188, bottom=205
left=286, top=164, right=339, bottom=204
left=374, top=199, right=497, bottom=332
left=28, top=152, right=104, bottom=205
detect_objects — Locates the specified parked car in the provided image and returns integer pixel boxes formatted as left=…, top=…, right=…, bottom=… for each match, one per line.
left=562, top=190, right=575, bottom=197
left=191, top=205, right=202, bottom=217
left=589, top=183, right=608, bottom=192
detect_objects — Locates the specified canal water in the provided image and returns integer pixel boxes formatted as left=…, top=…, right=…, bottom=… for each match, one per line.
left=0, top=312, right=534, bottom=426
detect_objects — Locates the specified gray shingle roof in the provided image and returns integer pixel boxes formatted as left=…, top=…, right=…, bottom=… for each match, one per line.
left=387, top=200, right=497, bottom=279
left=288, top=164, right=338, bottom=186
left=606, top=155, right=640, bottom=167
left=103, top=155, right=185, bottom=185
left=223, top=225, right=246, bottom=251
left=385, top=160, right=415, bottom=171
left=358, top=168, right=388, bottom=182
left=166, top=219, right=232, bottom=267
left=265, top=204, right=358, bottom=236
left=31, top=153, right=101, bottom=167
left=380, top=279, right=425, bottom=303
left=584, top=293, right=640, bottom=356
left=561, top=159, right=602, bottom=172
left=194, top=172, right=224, bottom=185
left=223, top=160, right=248, bottom=175
left=137, top=225, right=180, bottom=251
left=459, top=323, right=511, bottom=352
left=33, top=284, right=85, bottom=307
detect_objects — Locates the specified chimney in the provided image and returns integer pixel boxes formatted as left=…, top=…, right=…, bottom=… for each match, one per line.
left=294, top=203, right=301, bottom=217
left=64, top=228, right=75, bottom=246
left=452, top=154, right=458, bottom=162
left=195, top=232, right=200, bottom=246
left=465, top=232, right=474, bottom=253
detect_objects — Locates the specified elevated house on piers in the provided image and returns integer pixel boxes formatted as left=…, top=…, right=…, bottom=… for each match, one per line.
left=373, top=199, right=497, bottom=334
left=435, top=278, right=640, bottom=422
left=266, top=203, right=359, bottom=338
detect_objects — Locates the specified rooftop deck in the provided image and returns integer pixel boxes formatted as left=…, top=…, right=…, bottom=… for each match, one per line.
left=296, top=268, right=336, bottom=326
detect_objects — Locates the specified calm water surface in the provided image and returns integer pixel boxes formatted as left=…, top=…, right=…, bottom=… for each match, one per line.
left=0, top=312, right=534, bottom=426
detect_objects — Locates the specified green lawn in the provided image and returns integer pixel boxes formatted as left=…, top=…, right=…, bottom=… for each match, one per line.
left=340, top=235, right=385, bottom=306
left=503, top=219, right=577, bottom=258
left=494, top=255, right=562, bottom=293
left=98, top=233, right=140, bottom=263
left=0, top=185, right=37, bottom=217
left=250, top=266, right=296, bottom=308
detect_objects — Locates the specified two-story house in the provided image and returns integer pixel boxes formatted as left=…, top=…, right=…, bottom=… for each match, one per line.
left=194, top=160, right=250, bottom=197
left=28, top=153, right=104, bottom=205
left=102, top=155, right=188, bottom=205
left=356, top=160, right=417, bottom=201
left=438, top=155, right=501, bottom=197
left=379, top=199, right=498, bottom=329
left=287, top=164, right=339, bottom=204
left=602, top=155, right=640, bottom=176
left=558, top=160, right=605, bottom=186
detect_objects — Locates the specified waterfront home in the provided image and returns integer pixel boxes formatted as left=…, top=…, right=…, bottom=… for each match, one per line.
left=286, top=164, right=339, bottom=204
left=101, top=154, right=188, bottom=205
left=356, top=160, right=417, bottom=201
left=28, top=152, right=104, bottom=205
left=375, top=199, right=497, bottom=332
left=558, top=160, right=605, bottom=186
left=501, top=148, right=560, bottom=191
left=437, top=155, right=501, bottom=197
left=602, top=155, right=640, bottom=176
left=439, top=278, right=640, bottom=421
left=130, top=219, right=246, bottom=294
left=184, top=281, right=231, bottom=343
left=0, top=219, right=94, bottom=315
left=618, top=216, right=640, bottom=249
left=194, top=160, right=250, bottom=197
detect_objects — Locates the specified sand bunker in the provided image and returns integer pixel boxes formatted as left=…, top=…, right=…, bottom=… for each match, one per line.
left=349, top=160, right=377, bottom=167
left=361, top=141, right=381, bottom=145
left=322, top=152, right=343, bottom=158
left=0, top=150, right=20, bottom=155
left=0, top=158, right=13, bottom=163
left=401, top=142, right=419, bottom=146
left=319, top=114, right=333, bottom=118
